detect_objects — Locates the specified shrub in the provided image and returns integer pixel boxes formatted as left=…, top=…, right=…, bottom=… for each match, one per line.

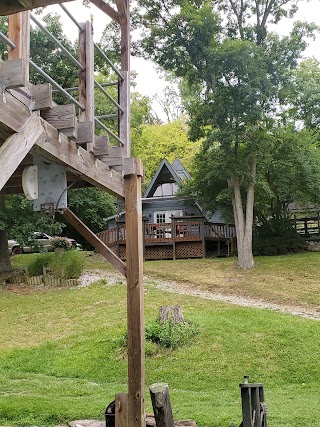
left=49, top=250, right=85, bottom=279
left=145, top=318, right=199, bottom=349
left=50, top=237, right=70, bottom=250
left=27, top=253, right=53, bottom=276
left=253, top=217, right=306, bottom=256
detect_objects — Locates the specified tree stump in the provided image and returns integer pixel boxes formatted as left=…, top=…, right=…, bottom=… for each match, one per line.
left=159, top=306, right=185, bottom=324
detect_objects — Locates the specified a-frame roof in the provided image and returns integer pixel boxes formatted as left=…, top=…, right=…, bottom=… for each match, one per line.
left=143, top=158, right=190, bottom=198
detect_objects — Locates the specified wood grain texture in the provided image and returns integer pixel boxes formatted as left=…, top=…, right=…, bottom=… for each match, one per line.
left=0, top=114, right=44, bottom=191
left=33, top=119, right=125, bottom=198
left=0, top=85, right=30, bottom=134
left=0, top=0, right=74, bottom=16
left=125, top=173, right=145, bottom=427
left=78, top=21, right=94, bottom=152
left=119, top=71, right=130, bottom=158
left=41, top=104, right=76, bottom=130
left=0, top=58, right=26, bottom=88
left=115, top=393, right=128, bottom=427
left=63, top=208, right=126, bottom=277
left=90, top=0, right=120, bottom=23
left=149, top=383, right=174, bottom=427
left=8, top=11, right=30, bottom=78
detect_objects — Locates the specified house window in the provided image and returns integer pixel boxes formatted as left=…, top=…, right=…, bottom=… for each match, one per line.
left=154, top=210, right=183, bottom=223
left=156, top=213, right=166, bottom=223
left=153, top=183, right=179, bottom=197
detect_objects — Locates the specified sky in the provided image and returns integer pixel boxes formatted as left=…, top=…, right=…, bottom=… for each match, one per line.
left=37, top=0, right=320, bottom=111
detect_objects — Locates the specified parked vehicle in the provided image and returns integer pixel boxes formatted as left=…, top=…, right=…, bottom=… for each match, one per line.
left=9, top=232, right=82, bottom=254
left=8, top=239, right=23, bottom=255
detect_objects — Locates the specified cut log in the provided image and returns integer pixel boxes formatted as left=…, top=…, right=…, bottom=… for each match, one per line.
left=149, top=383, right=174, bottom=427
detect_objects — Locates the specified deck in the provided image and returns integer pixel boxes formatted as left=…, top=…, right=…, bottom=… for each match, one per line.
left=97, top=219, right=236, bottom=260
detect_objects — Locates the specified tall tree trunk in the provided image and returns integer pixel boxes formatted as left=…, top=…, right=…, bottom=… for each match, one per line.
left=0, top=198, right=11, bottom=273
left=228, top=157, right=256, bottom=269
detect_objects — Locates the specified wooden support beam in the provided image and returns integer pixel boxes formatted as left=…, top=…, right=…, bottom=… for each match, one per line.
left=0, top=0, right=74, bottom=16
left=63, top=208, right=126, bottom=277
left=0, top=59, right=26, bottom=89
left=79, top=21, right=95, bottom=152
left=119, top=71, right=130, bottom=158
left=75, top=121, right=93, bottom=145
left=0, top=86, right=30, bottom=135
left=115, top=0, right=129, bottom=24
left=92, top=135, right=109, bottom=156
left=9, top=83, right=52, bottom=110
left=115, top=393, right=128, bottom=427
left=41, top=104, right=76, bottom=130
left=0, top=114, right=45, bottom=192
left=33, top=120, right=125, bottom=198
left=8, top=11, right=30, bottom=79
left=124, top=165, right=145, bottom=427
left=90, top=0, right=120, bottom=23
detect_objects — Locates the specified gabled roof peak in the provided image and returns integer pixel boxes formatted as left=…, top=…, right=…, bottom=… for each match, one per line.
left=144, top=158, right=190, bottom=198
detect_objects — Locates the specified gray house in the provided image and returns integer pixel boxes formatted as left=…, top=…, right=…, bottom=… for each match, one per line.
left=98, top=159, right=236, bottom=260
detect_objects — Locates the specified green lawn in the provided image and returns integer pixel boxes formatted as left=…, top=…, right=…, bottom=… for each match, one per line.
left=0, top=253, right=319, bottom=426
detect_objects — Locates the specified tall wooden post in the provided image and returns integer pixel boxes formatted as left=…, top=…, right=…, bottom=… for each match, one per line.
left=116, top=0, right=130, bottom=158
left=124, top=158, right=145, bottom=427
left=79, top=20, right=94, bottom=152
left=8, top=11, right=30, bottom=80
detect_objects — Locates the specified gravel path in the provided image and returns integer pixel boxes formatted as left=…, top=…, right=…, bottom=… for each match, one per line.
left=79, top=270, right=320, bottom=321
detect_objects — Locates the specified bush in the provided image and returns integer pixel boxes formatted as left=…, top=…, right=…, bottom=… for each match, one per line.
left=27, top=253, right=53, bottom=276
left=145, top=318, right=199, bottom=349
left=49, top=250, right=85, bottom=279
left=50, top=237, right=70, bottom=250
left=253, top=217, right=306, bottom=256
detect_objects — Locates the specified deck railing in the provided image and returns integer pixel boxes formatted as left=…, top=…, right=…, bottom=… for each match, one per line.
left=97, top=221, right=236, bottom=247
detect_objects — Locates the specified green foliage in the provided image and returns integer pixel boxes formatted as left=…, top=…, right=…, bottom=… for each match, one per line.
left=145, top=318, right=199, bottom=349
left=132, top=117, right=201, bottom=181
left=27, top=253, right=53, bottom=276
left=26, top=251, right=84, bottom=279
left=50, top=237, right=70, bottom=250
left=253, top=218, right=306, bottom=256
left=49, top=251, right=85, bottom=279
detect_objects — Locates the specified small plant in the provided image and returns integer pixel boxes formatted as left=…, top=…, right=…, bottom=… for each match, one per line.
left=51, top=237, right=70, bottom=250
left=49, top=250, right=85, bottom=279
left=145, top=318, right=199, bottom=349
left=27, top=253, right=53, bottom=276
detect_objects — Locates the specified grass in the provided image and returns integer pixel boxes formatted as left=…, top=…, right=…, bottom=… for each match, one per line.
left=1, top=252, right=319, bottom=426
left=144, top=252, right=320, bottom=308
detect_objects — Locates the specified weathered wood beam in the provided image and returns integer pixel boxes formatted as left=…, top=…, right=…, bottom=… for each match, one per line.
left=115, top=393, right=128, bottom=427
left=114, top=0, right=129, bottom=24
left=0, top=59, right=26, bottom=89
left=33, top=119, right=125, bottom=198
left=63, top=208, right=126, bottom=277
left=79, top=21, right=94, bottom=151
left=41, top=104, right=76, bottom=130
left=90, top=0, right=120, bottom=23
left=0, top=85, right=30, bottom=134
left=9, top=83, right=52, bottom=110
left=8, top=11, right=30, bottom=79
left=124, top=160, right=145, bottom=427
left=119, top=71, right=130, bottom=158
left=0, top=114, right=45, bottom=192
left=0, top=0, right=74, bottom=16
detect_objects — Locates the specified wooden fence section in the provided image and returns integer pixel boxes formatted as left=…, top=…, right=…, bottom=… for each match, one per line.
left=293, top=216, right=320, bottom=237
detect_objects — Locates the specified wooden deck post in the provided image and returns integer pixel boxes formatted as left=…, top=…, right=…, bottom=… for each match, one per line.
left=79, top=20, right=94, bottom=151
left=8, top=11, right=30, bottom=80
left=124, top=158, right=145, bottom=427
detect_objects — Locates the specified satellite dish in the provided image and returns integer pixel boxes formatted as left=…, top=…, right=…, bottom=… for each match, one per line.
left=22, top=165, right=38, bottom=200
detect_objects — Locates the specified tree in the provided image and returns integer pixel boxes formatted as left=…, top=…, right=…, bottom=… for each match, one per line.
left=134, top=0, right=317, bottom=268
left=132, top=117, right=201, bottom=181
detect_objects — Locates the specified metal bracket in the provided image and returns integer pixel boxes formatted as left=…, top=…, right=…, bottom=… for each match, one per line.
left=2, top=79, right=7, bottom=103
